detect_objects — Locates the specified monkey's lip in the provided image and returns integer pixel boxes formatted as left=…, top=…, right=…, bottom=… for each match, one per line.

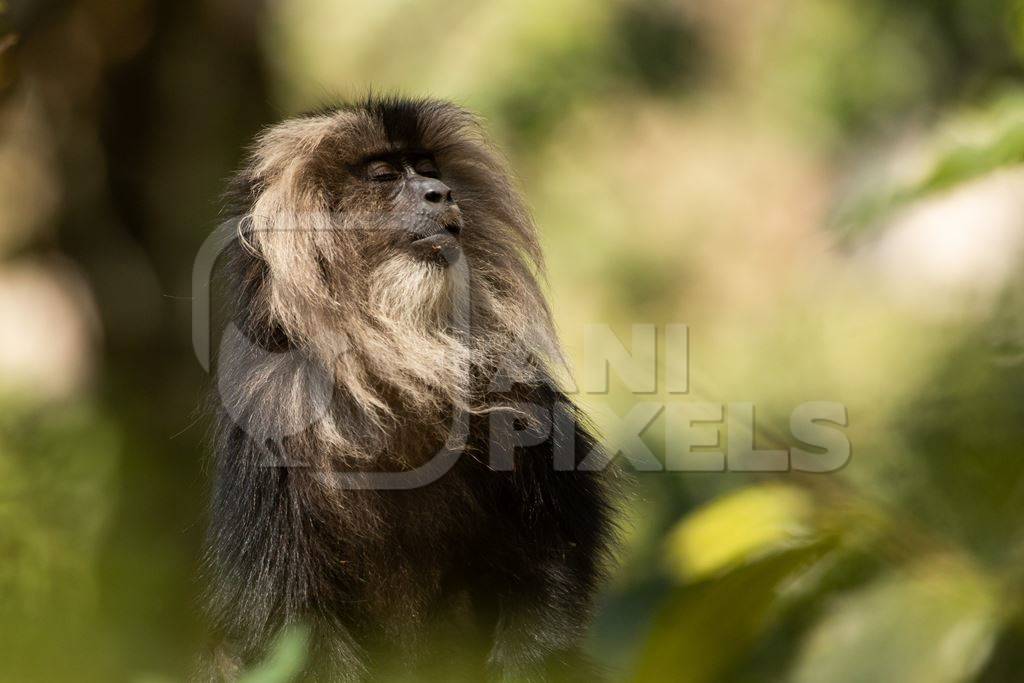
left=409, top=232, right=461, bottom=265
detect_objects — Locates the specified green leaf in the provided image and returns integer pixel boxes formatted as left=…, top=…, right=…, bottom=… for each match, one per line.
left=634, top=542, right=834, bottom=683
left=789, top=564, right=999, bottom=683
left=664, top=484, right=816, bottom=581
left=835, top=95, right=1024, bottom=238
left=238, top=625, right=310, bottom=683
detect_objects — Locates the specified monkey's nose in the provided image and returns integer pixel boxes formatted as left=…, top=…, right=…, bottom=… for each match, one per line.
left=420, top=178, right=453, bottom=204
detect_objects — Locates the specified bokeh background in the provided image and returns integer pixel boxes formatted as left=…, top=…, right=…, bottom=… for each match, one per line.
left=4, top=0, right=1024, bottom=681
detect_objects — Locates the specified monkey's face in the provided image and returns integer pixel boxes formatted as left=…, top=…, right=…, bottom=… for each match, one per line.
left=233, top=98, right=561, bottom=405
left=342, top=151, right=465, bottom=268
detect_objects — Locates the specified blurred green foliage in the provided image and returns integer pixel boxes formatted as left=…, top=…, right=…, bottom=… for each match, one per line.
left=4, top=0, right=1024, bottom=681
left=237, top=626, right=310, bottom=683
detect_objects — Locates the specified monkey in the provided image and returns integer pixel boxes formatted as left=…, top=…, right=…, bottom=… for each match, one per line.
left=203, top=96, right=616, bottom=682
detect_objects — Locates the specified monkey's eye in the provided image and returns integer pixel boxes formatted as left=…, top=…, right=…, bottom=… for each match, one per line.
left=366, top=160, right=400, bottom=182
left=414, top=158, right=441, bottom=179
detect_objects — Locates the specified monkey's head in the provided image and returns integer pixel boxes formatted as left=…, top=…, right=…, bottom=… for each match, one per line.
left=223, top=97, right=562, bottom=440
left=331, top=133, right=464, bottom=268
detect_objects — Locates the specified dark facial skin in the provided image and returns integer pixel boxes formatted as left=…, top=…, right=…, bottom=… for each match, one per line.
left=350, top=151, right=464, bottom=265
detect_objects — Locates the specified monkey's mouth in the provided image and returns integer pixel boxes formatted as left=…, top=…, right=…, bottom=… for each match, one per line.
left=409, top=223, right=462, bottom=266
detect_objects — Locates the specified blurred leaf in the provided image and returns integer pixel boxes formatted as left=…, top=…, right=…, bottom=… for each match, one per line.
left=790, top=563, right=1000, bottom=683
left=635, top=542, right=834, bottom=683
left=837, top=94, right=1024, bottom=237
left=238, top=624, right=309, bottom=683
left=921, top=122, right=1024, bottom=192
left=664, top=484, right=815, bottom=581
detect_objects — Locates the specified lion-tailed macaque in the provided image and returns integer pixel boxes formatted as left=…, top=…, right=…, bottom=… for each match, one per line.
left=204, top=96, right=616, bottom=682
